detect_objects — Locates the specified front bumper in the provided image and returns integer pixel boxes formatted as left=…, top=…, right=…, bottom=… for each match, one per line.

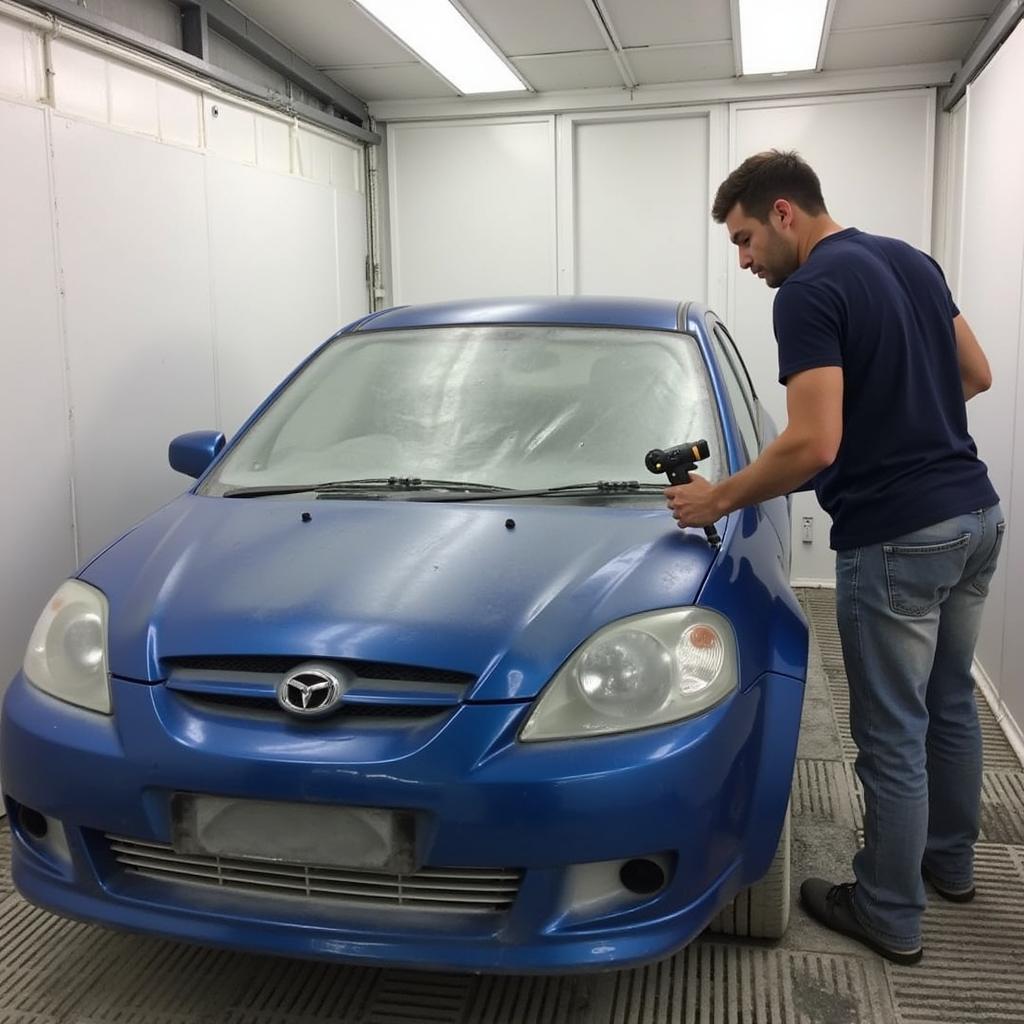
left=1, top=670, right=803, bottom=972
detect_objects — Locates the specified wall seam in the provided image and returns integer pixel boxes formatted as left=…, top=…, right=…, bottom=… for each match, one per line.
left=41, top=103, right=80, bottom=569
left=201, top=153, right=222, bottom=432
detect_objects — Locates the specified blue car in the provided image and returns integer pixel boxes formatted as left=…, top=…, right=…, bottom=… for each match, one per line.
left=2, top=297, right=807, bottom=973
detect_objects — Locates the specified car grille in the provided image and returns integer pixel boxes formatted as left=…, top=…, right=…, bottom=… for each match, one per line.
left=178, top=692, right=445, bottom=719
left=165, top=655, right=475, bottom=687
left=106, top=836, right=522, bottom=913
left=162, top=655, right=474, bottom=722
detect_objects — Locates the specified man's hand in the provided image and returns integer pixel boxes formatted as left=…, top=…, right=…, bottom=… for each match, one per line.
left=664, top=474, right=723, bottom=529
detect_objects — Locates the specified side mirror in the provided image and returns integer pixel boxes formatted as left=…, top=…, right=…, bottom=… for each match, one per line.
left=169, top=431, right=226, bottom=478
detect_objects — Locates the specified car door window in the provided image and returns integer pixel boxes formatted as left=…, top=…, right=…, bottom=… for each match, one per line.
left=715, top=323, right=759, bottom=418
left=709, top=323, right=760, bottom=460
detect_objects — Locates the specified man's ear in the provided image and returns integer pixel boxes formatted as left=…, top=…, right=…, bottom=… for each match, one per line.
left=773, top=199, right=794, bottom=229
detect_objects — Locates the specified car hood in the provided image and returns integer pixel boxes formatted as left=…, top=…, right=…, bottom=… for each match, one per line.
left=82, top=494, right=717, bottom=700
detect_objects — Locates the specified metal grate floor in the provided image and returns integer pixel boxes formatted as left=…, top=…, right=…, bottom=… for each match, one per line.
left=1, top=587, right=1022, bottom=1023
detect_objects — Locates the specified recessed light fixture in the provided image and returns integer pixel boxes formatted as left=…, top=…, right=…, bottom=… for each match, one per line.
left=351, top=0, right=527, bottom=94
left=737, top=0, right=830, bottom=75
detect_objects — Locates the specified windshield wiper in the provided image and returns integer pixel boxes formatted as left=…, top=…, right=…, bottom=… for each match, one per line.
left=223, top=477, right=505, bottom=499
left=411, top=480, right=666, bottom=502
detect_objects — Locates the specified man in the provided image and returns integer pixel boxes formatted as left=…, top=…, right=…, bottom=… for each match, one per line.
left=667, top=150, right=1003, bottom=966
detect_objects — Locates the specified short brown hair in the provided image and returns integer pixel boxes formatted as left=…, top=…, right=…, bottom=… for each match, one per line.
left=712, top=150, right=827, bottom=223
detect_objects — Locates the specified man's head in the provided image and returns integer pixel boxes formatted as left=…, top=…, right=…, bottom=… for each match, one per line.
left=712, top=150, right=829, bottom=288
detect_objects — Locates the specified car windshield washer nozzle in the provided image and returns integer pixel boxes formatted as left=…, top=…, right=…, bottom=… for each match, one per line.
left=645, top=440, right=721, bottom=548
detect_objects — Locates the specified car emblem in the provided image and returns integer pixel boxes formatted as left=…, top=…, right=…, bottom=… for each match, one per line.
left=277, top=663, right=347, bottom=719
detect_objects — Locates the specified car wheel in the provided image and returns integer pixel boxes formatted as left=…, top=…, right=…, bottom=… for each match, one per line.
left=707, top=803, right=791, bottom=939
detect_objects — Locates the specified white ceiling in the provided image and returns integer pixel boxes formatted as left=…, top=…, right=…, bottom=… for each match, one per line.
left=228, top=0, right=999, bottom=103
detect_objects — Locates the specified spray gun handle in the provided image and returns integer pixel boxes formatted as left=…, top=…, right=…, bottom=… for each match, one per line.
left=645, top=441, right=721, bottom=548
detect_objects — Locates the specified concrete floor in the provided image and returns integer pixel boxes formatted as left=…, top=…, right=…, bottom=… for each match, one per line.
left=2, top=587, right=1023, bottom=1023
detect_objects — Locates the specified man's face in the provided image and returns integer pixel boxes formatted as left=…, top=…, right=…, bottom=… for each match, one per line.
left=724, top=202, right=799, bottom=289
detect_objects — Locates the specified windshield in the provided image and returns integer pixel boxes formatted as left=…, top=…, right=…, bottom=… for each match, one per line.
left=199, top=325, right=725, bottom=496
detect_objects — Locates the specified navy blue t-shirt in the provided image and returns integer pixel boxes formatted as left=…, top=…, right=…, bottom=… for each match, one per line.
left=773, top=227, right=997, bottom=550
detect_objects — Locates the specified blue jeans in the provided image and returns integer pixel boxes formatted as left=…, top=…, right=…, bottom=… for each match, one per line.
left=835, top=505, right=1005, bottom=951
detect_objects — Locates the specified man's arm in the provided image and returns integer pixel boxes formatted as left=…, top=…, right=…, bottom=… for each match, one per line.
left=665, top=366, right=843, bottom=527
left=954, top=314, right=992, bottom=400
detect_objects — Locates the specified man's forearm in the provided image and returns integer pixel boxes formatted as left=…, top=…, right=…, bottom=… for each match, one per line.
left=713, top=429, right=830, bottom=516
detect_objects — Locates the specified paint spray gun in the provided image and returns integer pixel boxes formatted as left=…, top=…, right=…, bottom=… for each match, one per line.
left=645, top=440, right=721, bottom=548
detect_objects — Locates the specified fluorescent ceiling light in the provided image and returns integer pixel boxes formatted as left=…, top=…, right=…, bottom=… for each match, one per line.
left=352, top=0, right=526, bottom=94
left=738, top=0, right=829, bottom=75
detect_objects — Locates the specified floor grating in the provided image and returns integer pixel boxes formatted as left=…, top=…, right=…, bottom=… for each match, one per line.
left=1, top=587, right=1022, bottom=1023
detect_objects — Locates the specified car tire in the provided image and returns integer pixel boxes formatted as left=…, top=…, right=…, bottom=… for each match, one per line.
left=707, top=803, right=791, bottom=939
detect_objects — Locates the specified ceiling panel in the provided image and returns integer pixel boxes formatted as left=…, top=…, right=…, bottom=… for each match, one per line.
left=325, top=64, right=457, bottom=102
left=831, top=0, right=997, bottom=31
left=510, top=51, right=622, bottom=91
left=601, top=0, right=732, bottom=47
left=824, top=19, right=987, bottom=69
left=628, top=43, right=735, bottom=84
left=229, top=0, right=411, bottom=67
left=224, top=0, right=997, bottom=105
left=461, top=0, right=605, bottom=56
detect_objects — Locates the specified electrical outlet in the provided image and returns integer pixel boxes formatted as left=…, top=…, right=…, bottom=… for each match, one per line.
left=801, top=516, right=814, bottom=544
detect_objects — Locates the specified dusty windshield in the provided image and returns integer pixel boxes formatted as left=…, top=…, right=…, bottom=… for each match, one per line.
left=199, top=325, right=725, bottom=496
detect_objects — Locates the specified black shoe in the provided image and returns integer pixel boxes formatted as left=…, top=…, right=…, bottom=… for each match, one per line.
left=799, top=879, right=923, bottom=966
left=921, top=864, right=976, bottom=903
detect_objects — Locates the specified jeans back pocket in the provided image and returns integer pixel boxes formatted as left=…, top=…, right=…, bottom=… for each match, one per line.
left=883, top=533, right=971, bottom=617
left=968, top=520, right=1005, bottom=597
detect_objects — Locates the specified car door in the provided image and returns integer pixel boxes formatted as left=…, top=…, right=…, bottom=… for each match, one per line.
left=706, top=317, right=792, bottom=577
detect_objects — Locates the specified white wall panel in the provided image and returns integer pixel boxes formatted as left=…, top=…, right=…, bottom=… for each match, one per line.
left=257, top=115, right=291, bottom=175
left=958, top=22, right=1024, bottom=720
left=729, top=92, right=935, bottom=582
left=156, top=78, right=201, bottom=148
left=569, top=114, right=709, bottom=300
left=296, top=126, right=334, bottom=184
left=51, top=38, right=204, bottom=148
left=0, top=101, right=76, bottom=692
left=51, top=117, right=218, bottom=562
left=0, top=17, right=42, bottom=101
left=388, top=119, right=557, bottom=303
left=204, top=96, right=256, bottom=164
left=0, top=18, right=27, bottom=99
left=109, top=62, right=159, bottom=136
left=206, top=158, right=348, bottom=433
left=52, top=41, right=108, bottom=123
left=331, top=142, right=363, bottom=194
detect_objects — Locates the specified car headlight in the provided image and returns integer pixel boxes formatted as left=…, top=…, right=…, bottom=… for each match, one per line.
left=23, top=580, right=112, bottom=714
left=520, top=608, right=737, bottom=741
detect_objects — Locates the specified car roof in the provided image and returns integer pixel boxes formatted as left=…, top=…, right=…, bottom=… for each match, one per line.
left=348, top=297, right=711, bottom=334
